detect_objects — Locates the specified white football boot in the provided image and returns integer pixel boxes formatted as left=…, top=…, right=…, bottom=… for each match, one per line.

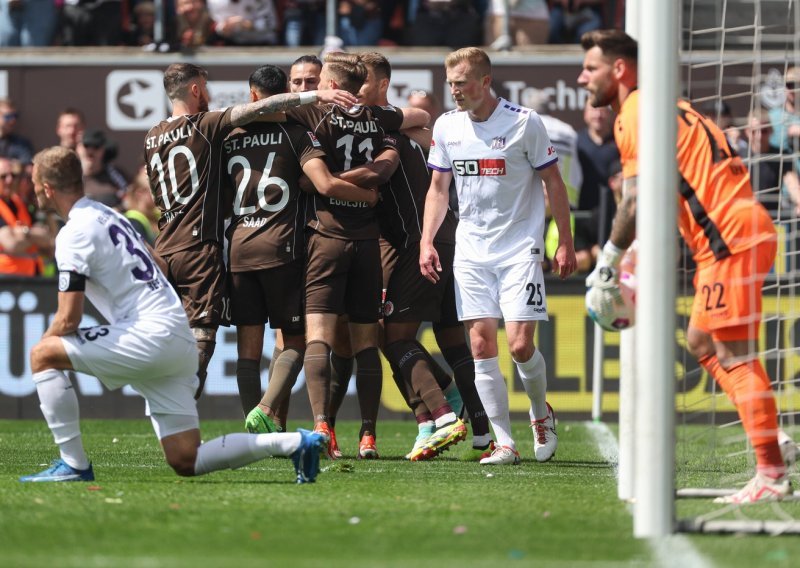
left=479, top=445, right=521, bottom=465
left=713, top=472, right=792, bottom=504
left=532, top=402, right=558, bottom=462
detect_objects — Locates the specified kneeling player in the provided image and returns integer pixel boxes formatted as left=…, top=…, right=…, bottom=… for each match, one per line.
left=19, top=147, right=326, bottom=484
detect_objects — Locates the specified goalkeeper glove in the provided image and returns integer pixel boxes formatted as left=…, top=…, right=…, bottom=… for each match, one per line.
left=585, top=241, right=625, bottom=290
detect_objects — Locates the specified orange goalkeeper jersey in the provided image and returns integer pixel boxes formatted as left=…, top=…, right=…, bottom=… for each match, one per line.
left=615, top=90, right=775, bottom=269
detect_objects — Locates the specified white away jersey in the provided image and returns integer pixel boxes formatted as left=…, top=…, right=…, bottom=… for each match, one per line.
left=56, top=197, right=191, bottom=336
left=428, top=98, right=557, bottom=267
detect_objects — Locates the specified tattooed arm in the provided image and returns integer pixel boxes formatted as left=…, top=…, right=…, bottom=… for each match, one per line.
left=586, top=175, right=637, bottom=288
left=229, top=90, right=358, bottom=126
left=608, top=175, right=637, bottom=251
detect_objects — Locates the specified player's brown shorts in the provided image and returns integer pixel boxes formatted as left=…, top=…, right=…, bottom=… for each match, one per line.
left=381, top=239, right=458, bottom=326
left=161, top=241, right=229, bottom=328
left=689, top=238, right=776, bottom=341
left=305, top=231, right=382, bottom=323
left=229, top=259, right=305, bottom=333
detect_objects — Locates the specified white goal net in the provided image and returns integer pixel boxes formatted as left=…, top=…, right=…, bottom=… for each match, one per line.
left=673, top=0, right=800, bottom=534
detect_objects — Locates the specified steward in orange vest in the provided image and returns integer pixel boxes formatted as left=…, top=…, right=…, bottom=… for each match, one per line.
left=0, top=183, right=43, bottom=276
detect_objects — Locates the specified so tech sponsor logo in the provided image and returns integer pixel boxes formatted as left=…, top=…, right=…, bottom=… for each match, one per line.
left=452, top=159, right=506, bottom=176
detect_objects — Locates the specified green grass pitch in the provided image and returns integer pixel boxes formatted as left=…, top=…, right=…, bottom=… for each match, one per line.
left=1, top=419, right=799, bottom=567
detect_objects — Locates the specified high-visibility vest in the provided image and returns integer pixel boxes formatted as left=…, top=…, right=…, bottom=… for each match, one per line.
left=0, top=194, right=43, bottom=276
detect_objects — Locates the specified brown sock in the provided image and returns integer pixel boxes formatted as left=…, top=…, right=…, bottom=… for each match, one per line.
left=441, top=344, right=490, bottom=437
left=261, top=347, right=303, bottom=412
left=303, top=341, right=331, bottom=424
left=274, top=396, right=290, bottom=431
left=194, top=338, right=216, bottom=400
left=236, top=358, right=262, bottom=416
left=415, top=340, right=454, bottom=391
left=355, top=347, right=382, bottom=438
left=267, top=347, right=288, bottom=429
left=385, top=340, right=448, bottom=416
left=328, top=352, right=353, bottom=428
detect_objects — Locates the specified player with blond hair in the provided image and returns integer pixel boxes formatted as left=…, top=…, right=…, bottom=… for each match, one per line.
left=422, top=47, right=576, bottom=465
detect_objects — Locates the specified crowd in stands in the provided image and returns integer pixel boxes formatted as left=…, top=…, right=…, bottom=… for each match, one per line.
left=0, top=0, right=624, bottom=49
left=0, top=104, right=157, bottom=277
left=0, top=59, right=796, bottom=280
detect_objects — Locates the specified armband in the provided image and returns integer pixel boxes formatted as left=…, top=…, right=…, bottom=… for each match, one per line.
left=299, top=91, right=317, bottom=105
left=58, top=271, right=86, bottom=292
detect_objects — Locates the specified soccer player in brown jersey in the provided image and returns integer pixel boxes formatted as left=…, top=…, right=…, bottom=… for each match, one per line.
left=264, top=54, right=367, bottom=444
left=225, top=64, right=378, bottom=430
left=349, top=52, right=495, bottom=461
left=258, top=55, right=327, bottom=435
left=285, top=52, right=430, bottom=457
left=143, top=63, right=356, bottom=400
left=289, top=55, right=322, bottom=93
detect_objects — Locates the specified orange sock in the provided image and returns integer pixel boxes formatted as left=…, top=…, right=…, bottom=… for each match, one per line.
left=699, top=354, right=784, bottom=477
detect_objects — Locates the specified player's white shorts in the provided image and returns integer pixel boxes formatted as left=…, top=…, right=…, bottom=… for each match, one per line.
left=454, top=259, right=549, bottom=322
left=62, top=319, right=199, bottom=419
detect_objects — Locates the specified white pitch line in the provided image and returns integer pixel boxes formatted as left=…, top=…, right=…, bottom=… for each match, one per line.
left=585, top=421, right=714, bottom=568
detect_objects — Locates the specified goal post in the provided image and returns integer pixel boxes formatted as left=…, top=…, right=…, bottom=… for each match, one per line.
left=620, top=0, right=800, bottom=538
left=633, top=0, right=680, bottom=539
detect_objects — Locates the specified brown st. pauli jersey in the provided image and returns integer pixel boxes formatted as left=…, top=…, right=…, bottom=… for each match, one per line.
left=287, top=103, right=403, bottom=240
left=143, top=108, right=234, bottom=255
left=224, top=121, right=325, bottom=272
left=377, top=131, right=457, bottom=251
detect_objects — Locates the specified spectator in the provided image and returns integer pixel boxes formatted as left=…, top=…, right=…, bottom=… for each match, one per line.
left=173, top=0, right=216, bottom=48
left=406, top=0, right=482, bottom=48
left=338, top=0, right=382, bottom=46
left=0, top=99, right=34, bottom=165
left=207, top=0, right=279, bottom=45
left=523, top=88, right=582, bottom=206
left=55, top=108, right=85, bottom=151
left=124, top=1, right=157, bottom=46
left=408, top=89, right=456, bottom=212
left=745, top=107, right=800, bottom=219
left=282, top=0, right=326, bottom=47
left=378, top=0, right=404, bottom=45
left=768, top=65, right=800, bottom=165
left=77, top=129, right=129, bottom=208
left=0, top=156, right=53, bottom=276
left=576, top=100, right=618, bottom=211
left=699, top=99, right=748, bottom=158
left=484, top=0, right=549, bottom=49
left=547, top=0, right=603, bottom=44
left=745, top=107, right=779, bottom=205
left=122, top=168, right=159, bottom=245
left=0, top=0, right=58, bottom=46
left=60, top=0, right=123, bottom=46
left=407, top=89, right=441, bottom=127
left=9, top=158, right=34, bottom=209
left=565, top=159, right=622, bottom=273
left=543, top=159, right=617, bottom=275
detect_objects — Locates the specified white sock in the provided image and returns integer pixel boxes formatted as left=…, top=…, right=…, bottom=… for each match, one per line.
left=434, top=412, right=457, bottom=428
left=418, top=420, right=434, bottom=433
left=194, top=432, right=301, bottom=476
left=473, top=357, right=515, bottom=450
left=34, top=369, right=90, bottom=471
left=515, top=349, right=548, bottom=420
